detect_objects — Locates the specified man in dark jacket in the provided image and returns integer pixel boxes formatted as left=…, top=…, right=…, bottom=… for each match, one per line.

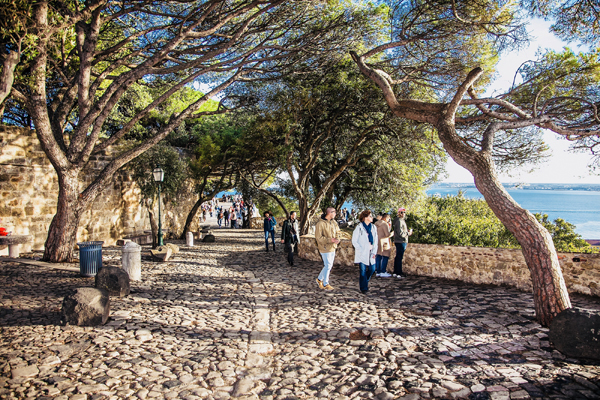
left=223, top=209, right=230, bottom=227
left=281, top=212, right=299, bottom=266
left=263, top=211, right=277, bottom=252
left=392, top=207, right=413, bottom=278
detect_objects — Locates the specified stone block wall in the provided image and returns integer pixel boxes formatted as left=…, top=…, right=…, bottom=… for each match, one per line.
left=0, top=126, right=200, bottom=254
left=298, top=235, right=600, bottom=297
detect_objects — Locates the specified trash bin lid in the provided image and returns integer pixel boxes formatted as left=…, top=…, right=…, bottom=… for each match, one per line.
left=77, top=241, right=104, bottom=247
left=124, top=241, right=141, bottom=249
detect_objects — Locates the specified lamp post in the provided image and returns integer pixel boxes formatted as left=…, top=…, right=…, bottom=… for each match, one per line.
left=153, top=166, right=164, bottom=247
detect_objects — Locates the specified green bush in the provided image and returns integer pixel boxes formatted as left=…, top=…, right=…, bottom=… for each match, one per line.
left=406, top=192, right=595, bottom=253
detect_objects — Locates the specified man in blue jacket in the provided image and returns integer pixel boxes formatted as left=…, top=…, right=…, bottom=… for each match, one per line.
left=263, top=211, right=277, bottom=252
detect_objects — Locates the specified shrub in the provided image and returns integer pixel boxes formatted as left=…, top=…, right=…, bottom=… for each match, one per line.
left=406, top=192, right=595, bottom=253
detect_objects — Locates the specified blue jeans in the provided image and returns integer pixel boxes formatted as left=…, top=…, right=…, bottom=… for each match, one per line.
left=359, top=262, right=376, bottom=292
left=393, top=242, right=407, bottom=275
left=375, top=255, right=389, bottom=274
left=318, top=252, right=335, bottom=286
left=264, top=230, right=275, bottom=250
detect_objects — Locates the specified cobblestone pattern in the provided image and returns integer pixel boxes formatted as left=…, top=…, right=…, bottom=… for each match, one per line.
left=1, top=229, right=600, bottom=400
left=299, top=235, right=600, bottom=297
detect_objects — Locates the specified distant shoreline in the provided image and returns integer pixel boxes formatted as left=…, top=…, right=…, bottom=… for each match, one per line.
left=433, top=183, right=600, bottom=191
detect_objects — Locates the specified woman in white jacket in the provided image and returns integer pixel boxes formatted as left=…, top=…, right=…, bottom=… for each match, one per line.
left=352, top=210, right=378, bottom=294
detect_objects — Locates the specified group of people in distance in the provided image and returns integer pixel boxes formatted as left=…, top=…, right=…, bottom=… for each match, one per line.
left=264, top=207, right=412, bottom=294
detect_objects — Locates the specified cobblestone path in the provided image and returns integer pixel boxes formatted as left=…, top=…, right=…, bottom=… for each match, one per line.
left=1, top=229, right=599, bottom=400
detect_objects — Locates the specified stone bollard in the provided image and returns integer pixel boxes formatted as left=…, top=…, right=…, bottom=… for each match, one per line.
left=122, top=242, right=142, bottom=281
left=61, top=287, right=110, bottom=326
left=95, top=266, right=130, bottom=297
left=186, top=231, right=194, bottom=246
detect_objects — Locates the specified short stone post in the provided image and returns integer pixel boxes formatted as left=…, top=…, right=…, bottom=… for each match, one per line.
left=186, top=231, right=194, bottom=246
left=122, top=242, right=142, bottom=281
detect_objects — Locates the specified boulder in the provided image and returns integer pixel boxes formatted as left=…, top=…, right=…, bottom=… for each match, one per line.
left=151, top=245, right=172, bottom=262
left=61, top=287, right=110, bottom=326
left=549, top=307, right=600, bottom=361
left=202, top=234, right=215, bottom=243
left=165, top=243, right=179, bottom=254
left=95, top=266, right=130, bottom=297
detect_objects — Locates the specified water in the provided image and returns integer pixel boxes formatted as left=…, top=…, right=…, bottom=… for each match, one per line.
left=427, top=187, right=600, bottom=239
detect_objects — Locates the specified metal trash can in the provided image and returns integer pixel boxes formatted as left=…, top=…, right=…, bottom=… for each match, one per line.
left=78, top=241, right=104, bottom=277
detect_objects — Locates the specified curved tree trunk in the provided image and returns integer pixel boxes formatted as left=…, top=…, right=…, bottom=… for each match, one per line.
left=143, top=198, right=159, bottom=248
left=181, top=196, right=204, bottom=239
left=298, top=196, right=311, bottom=235
left=436, top=122, right=571, bottom=326
left=43, top=171, right=84, bottom=262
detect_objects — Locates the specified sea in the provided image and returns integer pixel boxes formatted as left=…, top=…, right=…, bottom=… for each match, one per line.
left=427, top=186, right=600, bottom=240
left=219, top=186, right=600, bottom=240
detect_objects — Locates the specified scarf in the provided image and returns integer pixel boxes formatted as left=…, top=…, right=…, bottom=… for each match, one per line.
left=289, top=218, right=297, bottom=235
left=361, top=221, right=373, bottom=245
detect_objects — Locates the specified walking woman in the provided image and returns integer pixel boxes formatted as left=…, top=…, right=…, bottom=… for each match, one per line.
left=281, top=211, right=299, bottom=266
left=352, top=210, right=378, bottom=294
left=263, top=211, right=277, bottom=252
left=374, top=213, right=393, bottom=277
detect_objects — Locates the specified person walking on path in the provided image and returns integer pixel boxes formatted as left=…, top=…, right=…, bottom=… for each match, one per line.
left=281, top=211, right=300, bottom=266
left=223, top=208, right=230, bottom=227
left=315, top=207, right=341, bottom=291
left=263, top=211, right=277, bottom=252
left=392, top=207, right=412, bottom=278
left=218, top=211, right=224, bottom=228
left=374, top=213, right=393, bottom=277
left=230, top=209, right=238, bottom=229
left=352, top=210, right=379, bottom=294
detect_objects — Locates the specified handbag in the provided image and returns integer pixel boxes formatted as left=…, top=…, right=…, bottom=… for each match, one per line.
left=380, top=236, right=391, bottom=250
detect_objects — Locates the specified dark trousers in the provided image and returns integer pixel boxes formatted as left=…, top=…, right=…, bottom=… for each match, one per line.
left=359, top=262, right=376, bottom=292
left=264, top=230, right=275, bottom=250
left=393, top=242, right=407, bottom=275
left=285, top=242, right=296, bottom=265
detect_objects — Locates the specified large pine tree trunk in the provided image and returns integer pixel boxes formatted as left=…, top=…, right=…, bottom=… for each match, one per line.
left=43, top=171, right=84, bottom=262
left=437, top=123, right=571, bottom=326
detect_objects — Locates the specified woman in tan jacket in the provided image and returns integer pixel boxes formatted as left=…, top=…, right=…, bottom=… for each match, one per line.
left=374, top=213, right=393, bottom=277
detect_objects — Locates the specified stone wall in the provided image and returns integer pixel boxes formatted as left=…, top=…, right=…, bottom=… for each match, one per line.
left=298, top=235, right=600, bottom=297
left=0, top=126, right=201, bottom=254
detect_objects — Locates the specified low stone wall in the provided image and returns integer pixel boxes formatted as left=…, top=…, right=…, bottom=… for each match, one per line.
left=298, top=235, right=600, bottom=297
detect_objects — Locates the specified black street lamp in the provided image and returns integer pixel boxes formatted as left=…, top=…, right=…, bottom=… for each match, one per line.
left=153, top=166, right=164, bottom=247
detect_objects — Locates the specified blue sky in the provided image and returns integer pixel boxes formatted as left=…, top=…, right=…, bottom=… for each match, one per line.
left=444, top=18, right=600, bottom=184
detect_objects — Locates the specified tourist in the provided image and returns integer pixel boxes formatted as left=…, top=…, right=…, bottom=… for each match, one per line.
left=352, top=210, right=378, bottom=294
left=392, top=207, right=413, bottom=278
left=263, top=211, right=277, bottom=252
left=202, top=208, right=207, bottom=222
left=223, top=208, right=229, bottom=227
left=374, top=213, right=393, bottom=277
left=315, top=207, right=341, bottom=290
left=230, top=209, right=238, bottom=229
left=281, top=211, right=300, bottom=266
left=218, top=210, right=224, bottom=228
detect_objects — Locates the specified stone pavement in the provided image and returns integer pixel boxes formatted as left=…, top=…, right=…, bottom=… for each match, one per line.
left=1, top=229, right=599, bottom=400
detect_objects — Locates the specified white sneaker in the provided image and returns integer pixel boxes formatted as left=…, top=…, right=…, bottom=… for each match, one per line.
left=395, top=274, right=405, bottom=279
left=375, top=273, right=380, bottom=277
left=379, top=272, right=392, bottom=277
